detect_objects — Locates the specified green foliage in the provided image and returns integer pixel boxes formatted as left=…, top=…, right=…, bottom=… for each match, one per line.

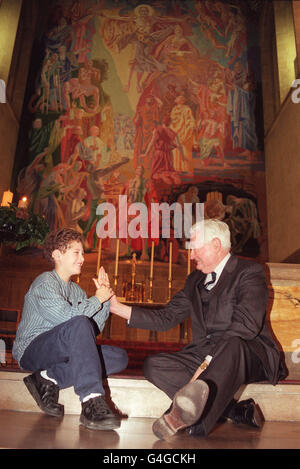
left=0, top=204, right=49, bottom=251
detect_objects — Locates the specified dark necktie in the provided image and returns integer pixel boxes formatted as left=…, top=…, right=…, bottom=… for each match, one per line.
left=204, top=271, right=216, bottom=290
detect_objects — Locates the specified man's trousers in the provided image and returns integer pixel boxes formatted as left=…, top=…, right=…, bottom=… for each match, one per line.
left=143, top=336, right=267, bottom=435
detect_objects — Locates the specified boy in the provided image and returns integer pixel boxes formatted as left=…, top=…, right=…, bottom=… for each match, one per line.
left=13, top=228, right=128, bottom=430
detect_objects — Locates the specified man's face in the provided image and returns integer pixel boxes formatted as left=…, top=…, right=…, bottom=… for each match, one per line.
left=190, top=232, right=218, bottom=274
left=54, top=240, right=84, bottom=280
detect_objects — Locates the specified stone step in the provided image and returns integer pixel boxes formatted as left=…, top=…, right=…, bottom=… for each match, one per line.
left=0, top=371, right=299, bottom=422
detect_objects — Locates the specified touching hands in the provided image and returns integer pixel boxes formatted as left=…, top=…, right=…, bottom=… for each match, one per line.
left=109, top=293, right=120, bottom=313
left=110, top=293, right=132, bottom=320
left=92, top=267, right=132, bottom=319
left=93, top=266, right=114, bottom=303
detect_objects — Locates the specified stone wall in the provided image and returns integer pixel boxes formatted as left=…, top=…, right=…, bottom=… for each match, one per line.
left=260, top=0, right=300, bottom=262
left=0, top=0, right=39, bottom=200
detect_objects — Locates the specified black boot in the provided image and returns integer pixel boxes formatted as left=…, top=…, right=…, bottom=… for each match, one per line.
left=80, top=396, right=121, bottom=430
left=227, top=398, right=264, bottom=428
left=23, top=371, right=64, bottom=417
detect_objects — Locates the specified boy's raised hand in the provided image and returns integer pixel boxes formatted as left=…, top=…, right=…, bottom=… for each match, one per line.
left=93, top=266, right=114, bottom=303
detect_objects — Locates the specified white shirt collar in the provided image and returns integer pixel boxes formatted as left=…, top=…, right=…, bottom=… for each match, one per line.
left=205, top=252, right=231, bottom=286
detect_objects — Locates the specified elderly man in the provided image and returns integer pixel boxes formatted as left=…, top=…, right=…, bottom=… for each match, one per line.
left=110, top=219, right=285, bottom=439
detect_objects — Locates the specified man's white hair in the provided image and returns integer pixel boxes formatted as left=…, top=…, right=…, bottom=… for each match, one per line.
left=190, top=219, right=231, bottom=250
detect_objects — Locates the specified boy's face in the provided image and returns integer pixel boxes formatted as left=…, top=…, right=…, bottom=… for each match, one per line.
left=53, top=240, right=84, bottom=281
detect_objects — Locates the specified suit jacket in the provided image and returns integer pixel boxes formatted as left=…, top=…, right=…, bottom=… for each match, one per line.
left=130, top=255, right=285, bottom=385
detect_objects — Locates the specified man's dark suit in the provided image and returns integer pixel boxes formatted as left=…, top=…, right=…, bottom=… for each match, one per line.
left=129, top=255, right=285, bottom=435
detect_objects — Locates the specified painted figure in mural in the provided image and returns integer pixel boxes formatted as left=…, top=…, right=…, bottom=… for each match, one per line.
left=133, top=94, right=162, bottom=169
left=83, top=125, right=110, bottom=170
left=159, top=83, right=178, bottom=119
left=195, top=1, right=247, bottom=66
left=141, top=114, right=182, bottom=185
left=170, top=95, right=195, bottom=174
left=71, top=13, right=95, bottom=64
left=27, top=118, right=52, bottom=161
left=83, top=158, right=130, bottom=251
left=197, top=108, right=227, bottom=167
left=18, top=115, right=73, bottom=229
left=17, top=149, right=50, bottom=213
left=34, top=162, right=67, bottom=230
left=177, top=185, right=200, bottom=244
left=61, top=159, right=89, bottom=211
left=224, top=8, right=247, bottom=65
left=194, top=1, right=228, bottom=51
left=120, top=165, right=147, bottom=257
left=208, top=70, right=228, bottom=140
left=38, top=45, right=78, bottom=114
left=63, top=62, right=100, bottom=113
left=189, top=68, right=229, bottom=165
left=40, top=49, right=61, bottom=113
left=204, top=199, right=226, bottom=221
left=153, top=24, right=199, bottom=81
left=64, top=124, right=106, bottom=236
left=100, top=4, right=192, bottom=94
left=203, top=194, right=261, bottom=255
left=226, top=61, right=258, bottom=159
left=224, top=195, right=261, bottom=254
left=125, top=165, right=146, bottom=206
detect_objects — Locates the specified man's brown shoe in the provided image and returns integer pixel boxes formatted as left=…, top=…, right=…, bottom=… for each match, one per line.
left=152, top=380, right=209, bottom=440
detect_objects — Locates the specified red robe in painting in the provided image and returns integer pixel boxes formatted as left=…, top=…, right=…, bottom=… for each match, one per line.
left=150, top=125, right=177, bottom=178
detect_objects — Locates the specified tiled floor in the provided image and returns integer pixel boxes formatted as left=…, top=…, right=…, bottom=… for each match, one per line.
left=0, top=409, right=299, bottom=450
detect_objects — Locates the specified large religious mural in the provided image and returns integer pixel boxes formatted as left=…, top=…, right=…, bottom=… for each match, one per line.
left=16, top=0, right=267, bottom=261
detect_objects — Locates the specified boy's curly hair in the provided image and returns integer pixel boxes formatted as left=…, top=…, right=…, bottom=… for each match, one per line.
left=43, top=228, right=84, bottom=265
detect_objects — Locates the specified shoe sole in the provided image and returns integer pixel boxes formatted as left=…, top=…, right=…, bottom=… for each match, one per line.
left=79, top=415, right=121, bottom=431
left=23, top=375, right=64, bottom=417
left=152, top=380, right=209, bottom=440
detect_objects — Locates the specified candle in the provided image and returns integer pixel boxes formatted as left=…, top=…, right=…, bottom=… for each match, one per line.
left=150, top=240, right=154, bottom=278
left=168, top=241, right=172, bottom=280
left=114, top=239, right=120, bottom=276
left=187, top=249, right=191, bottom=276
left=96, top=238, right=102, bottom=275
left=1, top=190, right=13, bottom=207
left=18, top=196, right=28, bottom=209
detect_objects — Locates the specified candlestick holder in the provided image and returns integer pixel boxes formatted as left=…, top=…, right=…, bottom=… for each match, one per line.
left=167, top=279, right=172, bottom=302
left=123, top=280, right=145, bottom=302
left=147, top=277, right=154, bottom=303
left=113, top=274, right=119, bottom=294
